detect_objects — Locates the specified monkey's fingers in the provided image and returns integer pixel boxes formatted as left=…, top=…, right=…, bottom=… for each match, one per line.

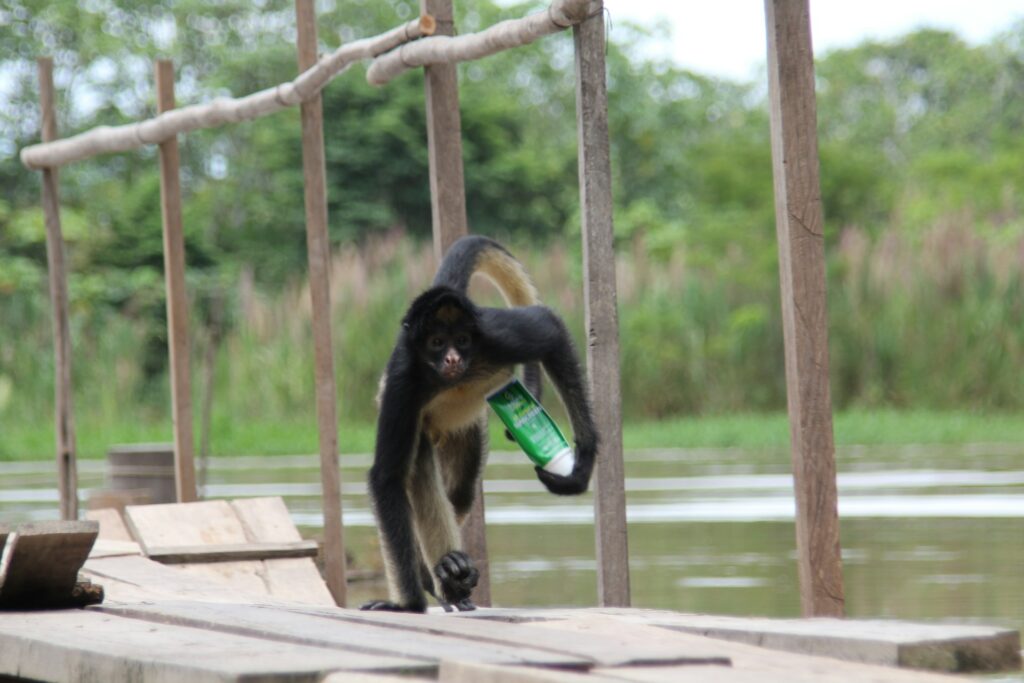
left=535, top=466, right=588, bottom=495
left=455, top=598, right=476, bottom=611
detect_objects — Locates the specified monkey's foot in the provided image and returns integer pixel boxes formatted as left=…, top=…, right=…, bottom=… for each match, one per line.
left=439, top=597, right=476, bottom=613
left=434, top=550, right=479, bottom=606
left=360, top=599, right=425, bottom=613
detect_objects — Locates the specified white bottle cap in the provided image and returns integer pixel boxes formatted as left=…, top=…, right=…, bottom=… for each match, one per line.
left=543, top=447, right=575, bottom=477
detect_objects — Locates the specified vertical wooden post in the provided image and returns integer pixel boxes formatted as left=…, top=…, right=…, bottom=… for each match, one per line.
left=155, top=60, right=198, bottom=503
left=295, top=0, right=348, bottom=607
left=574, top=2, right=630, bottom=607
left=419, top=0, right=491, bottom=607
left=37, top=57, right=78, bottom=521
left=764, top=0, right=845, bottom=617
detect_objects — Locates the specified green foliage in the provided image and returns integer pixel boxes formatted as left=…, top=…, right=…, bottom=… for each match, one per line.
left=3, top=5, right=1024, bottom=457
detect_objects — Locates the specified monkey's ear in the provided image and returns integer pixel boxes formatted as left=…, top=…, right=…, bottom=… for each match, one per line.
left=402, top=321, right=410, bottom=330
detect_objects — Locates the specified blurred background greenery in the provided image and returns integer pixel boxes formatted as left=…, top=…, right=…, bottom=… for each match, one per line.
left=3, top=0, right=1024, bottom=459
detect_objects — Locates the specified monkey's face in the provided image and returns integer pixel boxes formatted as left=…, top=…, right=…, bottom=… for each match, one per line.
left=418, top=304, right=476, bottom=383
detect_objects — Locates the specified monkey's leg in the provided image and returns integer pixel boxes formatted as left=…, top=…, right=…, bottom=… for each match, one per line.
left=409, top=441, right=478, bottom=611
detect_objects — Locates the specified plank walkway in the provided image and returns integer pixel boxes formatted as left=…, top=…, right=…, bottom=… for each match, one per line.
left=0, top=503, right=1018, bottom=682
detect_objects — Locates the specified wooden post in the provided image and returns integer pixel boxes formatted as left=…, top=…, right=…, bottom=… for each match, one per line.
left=574, top=2, right=630, bottom=607
left=154, top=60, right=198, bottom=503
left=37, top=57, right=78, bottom=521
left=764, top=0, right=845, bottom=617
left=295, top=0, right=348, bottom=607
left=419, top=0, right=491, bottom=607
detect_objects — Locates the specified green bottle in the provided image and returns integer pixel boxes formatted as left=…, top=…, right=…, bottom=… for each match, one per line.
left=486, top=378, right=575, bottom=476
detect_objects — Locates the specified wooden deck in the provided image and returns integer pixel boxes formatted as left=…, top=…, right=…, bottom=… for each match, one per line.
left=0, top=543, right=1016, bottom=681
left=1, top=500, right=1019, bottom=682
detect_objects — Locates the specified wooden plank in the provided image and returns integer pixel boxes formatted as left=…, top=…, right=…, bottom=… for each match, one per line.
left=37, top=57, right=79, bottom=521
left=154, top=59, right=198, bottom=504
left=573, top=1, right=630, bottom=608
left=419, top=0, right=491, bottom=607
left=294, top=606, right=728, bottom=668
left=146, top=540, right=319, bottom=564
left=615, top=611, right=1020, bottom=673
left=0, top=520, right=98, bottom=608
left=82, top=554, right=276, bottom=604
left=125, top=499, right=267, bottom=592
left=98, top=600, right=588, bottom=669
left=464, top=607, right=1019, bottom=673
left=232, top=497, right=335, bottom=605
left=440, top=660, right=616, bottom=683
left=0, top=609, right=423, bottom=683
left=525, top=615, right=968, bottom=682
left=84, top=506, right=134, bottom=542
left=294, top=0, right=348, bottom=608
left=764, top=0, right=844, bottom=618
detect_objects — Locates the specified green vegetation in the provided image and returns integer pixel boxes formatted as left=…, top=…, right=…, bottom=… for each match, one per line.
left=3, top=2, right=1024, bottom=460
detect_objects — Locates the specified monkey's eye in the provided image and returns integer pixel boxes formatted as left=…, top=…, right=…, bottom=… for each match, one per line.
left=455, top=334, right=470, bottom=348
left=428, top=336, right=446, bottom=350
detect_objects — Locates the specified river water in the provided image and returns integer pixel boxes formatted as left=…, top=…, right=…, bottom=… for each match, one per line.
left=1, top=444, right=1021, bottom=637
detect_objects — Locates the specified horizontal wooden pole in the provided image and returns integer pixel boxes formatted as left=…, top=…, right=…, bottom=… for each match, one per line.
left=145, top=540, right=319, bottom=564
left=367, top=0, right=592, bottom=86
left=20, top=16, right=435, bottom=170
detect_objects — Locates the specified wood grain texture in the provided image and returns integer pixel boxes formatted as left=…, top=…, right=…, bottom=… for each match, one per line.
left=37, top=57, right=79, bottom=521
left=0, top=609, right=422, bottom=682
left=419, top=0, right=492, bottom=607
left=155, top=60, right=199, bottom=504
left=295, top=0, right=348, bottom=608
left=763, top=0, right=844, bottom=617
left=0, top=520, right=98, bottom=607
left=100, top=600, right=586, bottom=668
left=573, top=3, right=630, bottom=608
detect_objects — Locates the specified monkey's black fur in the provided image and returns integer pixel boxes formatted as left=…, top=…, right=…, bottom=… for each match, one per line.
left=362, top=236, right=599, bottom=613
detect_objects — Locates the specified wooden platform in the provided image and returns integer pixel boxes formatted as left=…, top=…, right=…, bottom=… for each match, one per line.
left=0, top=543, right=1017, bottom=682
left=0, top=501, right=1017, bottom=682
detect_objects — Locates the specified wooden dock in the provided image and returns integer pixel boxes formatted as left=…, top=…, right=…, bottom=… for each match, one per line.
left=1, top=500, right=1019, bottom=682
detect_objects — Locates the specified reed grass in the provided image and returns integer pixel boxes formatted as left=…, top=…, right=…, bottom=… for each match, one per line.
left=2, top=217, right=1023, bottom=460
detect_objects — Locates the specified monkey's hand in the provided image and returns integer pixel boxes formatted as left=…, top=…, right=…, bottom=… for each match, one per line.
left=434, top=550, right=479, bottom=612
left=535, top=441, right=596, bottom=495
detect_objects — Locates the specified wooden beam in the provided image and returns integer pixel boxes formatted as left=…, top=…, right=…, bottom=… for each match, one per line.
left=295, top=0, right=348, bottom=608
left=37, top=58, right=79, bottom=521
left=155, top=60, right=198, bottom=504
left=145, top=540, right=319, bottom=564
left=763, top=0, right=845, bottom=617
left=419, top=0, right=491, bottom=608
left=20, top=17, right=435, bottom=170
left=573, top=2, right=630, bottom=607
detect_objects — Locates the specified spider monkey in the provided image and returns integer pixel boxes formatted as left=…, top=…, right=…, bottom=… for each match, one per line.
left=362, top=235, right=598, bottom=613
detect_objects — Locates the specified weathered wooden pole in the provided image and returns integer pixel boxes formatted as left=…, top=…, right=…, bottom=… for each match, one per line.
left=573, top=1, right=631, bottom=607
left=154, top=60, right=198, bottom=504
left=764, top=0, right=845, bottom=617
left=37, top=57, right=79, bottom=521
left=419, top=0, right=492, bottom=607
left=295, top=0, right=348, bottom=607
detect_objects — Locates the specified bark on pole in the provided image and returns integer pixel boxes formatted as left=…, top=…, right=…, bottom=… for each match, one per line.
left=419, top=0, right=492, bottom=607
left=155, top=60, right=198, bottom=503
left=295, top=0, right=348, bottom=607
left=37, top=57, right=78, bottom=521
left=764, top=0, right=845, bottom=617
left=574, top=2, right=631, bottom=607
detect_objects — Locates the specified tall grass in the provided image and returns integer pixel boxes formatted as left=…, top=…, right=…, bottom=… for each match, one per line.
left=2, top=218, right=1023, bottom=459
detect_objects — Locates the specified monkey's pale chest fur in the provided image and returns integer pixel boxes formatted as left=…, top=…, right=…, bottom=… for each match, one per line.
left=421, top=367, right=513, bottom=441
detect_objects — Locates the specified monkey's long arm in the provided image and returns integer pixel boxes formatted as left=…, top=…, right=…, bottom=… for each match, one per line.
left=479, top=306, right=598, bottom=495
left=366, top=368, right=430, bottom=612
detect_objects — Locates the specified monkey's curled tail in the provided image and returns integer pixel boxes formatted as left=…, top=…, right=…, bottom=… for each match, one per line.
left=432, top=235, right=539, bottom=307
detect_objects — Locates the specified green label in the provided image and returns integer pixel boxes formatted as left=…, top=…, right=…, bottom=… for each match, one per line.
left=487, top=378, right=573, bottom=471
